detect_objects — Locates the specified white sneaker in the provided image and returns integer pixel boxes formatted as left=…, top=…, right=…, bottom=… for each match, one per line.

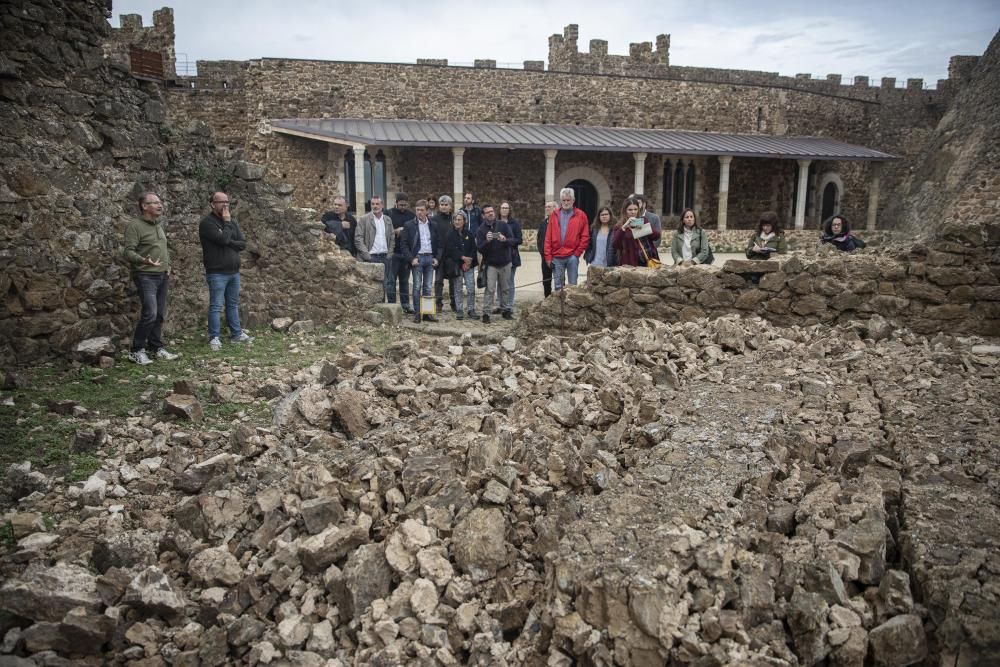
left=155, top=348, right=179, bottom=361
left=232, top=332, right=254, bottom=344
left=128, top=350, right=153, bottom=365
left=209, top=337, right=222, bottom=351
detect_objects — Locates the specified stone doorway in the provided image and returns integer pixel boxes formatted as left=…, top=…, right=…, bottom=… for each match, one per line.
left=565, top=179, right=598, bottom=222
left=821, top=181, right=839, bottom=222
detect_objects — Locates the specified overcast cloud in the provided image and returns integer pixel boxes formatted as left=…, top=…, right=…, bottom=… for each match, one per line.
left=112, top=0, right=999, bottom=85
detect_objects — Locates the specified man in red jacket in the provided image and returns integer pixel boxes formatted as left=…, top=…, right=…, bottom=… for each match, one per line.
left=544, top=187, right=590, bottom=290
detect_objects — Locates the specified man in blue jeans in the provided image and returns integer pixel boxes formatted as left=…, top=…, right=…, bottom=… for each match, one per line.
left=401, top=199, right=442, bottom=323
left=123, top=191, right=180, bottom=364
left=199, top=192, right=253, bottom=351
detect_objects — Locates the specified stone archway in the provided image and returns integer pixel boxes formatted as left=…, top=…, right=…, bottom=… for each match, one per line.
left=556, top=165, right=612, bottom=212
left=816, top=171, right=844, bottom=226
left=566, top=179, right=598, bottom=223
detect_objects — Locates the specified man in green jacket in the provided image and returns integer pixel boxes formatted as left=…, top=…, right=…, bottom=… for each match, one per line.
left=123, top=191, right=179, bottom=365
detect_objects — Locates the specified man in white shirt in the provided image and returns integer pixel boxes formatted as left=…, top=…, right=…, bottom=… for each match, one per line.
left=354, top=195, right=395, bottom=301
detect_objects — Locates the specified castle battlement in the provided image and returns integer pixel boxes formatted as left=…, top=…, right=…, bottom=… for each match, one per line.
left=547, top=23, right=971, bottom=101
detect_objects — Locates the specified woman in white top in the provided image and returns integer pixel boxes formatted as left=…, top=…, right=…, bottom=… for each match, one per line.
left=669, top=208, right=711, bottom=266
left=584, top=206, right=617, bottom=268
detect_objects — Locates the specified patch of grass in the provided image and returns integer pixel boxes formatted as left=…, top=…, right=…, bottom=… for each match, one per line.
left=0, top=523, right=14, bottom=549
left=0, top=322, right=388, bottom=476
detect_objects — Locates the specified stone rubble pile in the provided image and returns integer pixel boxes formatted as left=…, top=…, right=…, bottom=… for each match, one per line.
left=1, top=316, right=999, bottom=665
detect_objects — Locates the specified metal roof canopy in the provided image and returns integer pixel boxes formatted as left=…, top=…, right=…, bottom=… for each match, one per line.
left=270, top=118, right=896, bottom=162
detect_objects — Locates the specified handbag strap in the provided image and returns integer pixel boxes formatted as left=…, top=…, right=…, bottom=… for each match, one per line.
left=637, top=237, right=652, bottom=263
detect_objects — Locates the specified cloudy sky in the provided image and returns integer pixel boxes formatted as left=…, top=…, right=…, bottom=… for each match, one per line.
left=112, top=0, right=998, bottom=85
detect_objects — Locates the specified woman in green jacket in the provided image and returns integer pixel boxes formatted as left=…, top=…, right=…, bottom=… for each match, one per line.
left=670, top=208, right=712, bottom=265
left=746, top=211, right=787, bottom=259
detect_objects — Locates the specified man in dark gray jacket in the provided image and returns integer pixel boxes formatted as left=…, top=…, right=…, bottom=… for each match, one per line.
left=199, top=191, right=252, bottom=351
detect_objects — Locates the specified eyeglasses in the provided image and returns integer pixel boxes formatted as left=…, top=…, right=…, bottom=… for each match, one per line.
left=212, top=200, right=237, bottom=207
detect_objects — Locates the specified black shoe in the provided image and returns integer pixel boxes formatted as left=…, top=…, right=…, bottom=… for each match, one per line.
left=456, top=313, right=464, bottom=320
left=467, top=311, right=478, bottom=319
left=424, top=315, right=438, bottom=323
left=482, top=314, right=490, bottom=324
left=436, top=302, right=444, bottom=311
left=492, top=308, right=501, bottom=314
left=413, top=314, right=422, bottom=323
left=501, top=310, right=513, bottom=320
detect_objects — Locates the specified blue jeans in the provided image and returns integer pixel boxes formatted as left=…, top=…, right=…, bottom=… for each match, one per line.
left=206, top=272, right=242, bottom=340
left=411, top=255, right=435, bottom=314
left=389, top=254, right=410, bottom=308
left=552, top=255, right=579, bottom=291
left=505, top=265, right=517, bottom=311
left=132, top=272, right=168, bottom=352
left=450, top=267, right=477, bottom=315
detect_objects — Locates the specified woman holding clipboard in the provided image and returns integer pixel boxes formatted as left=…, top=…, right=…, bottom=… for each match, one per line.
left=612, top=198, right=661, bottom=267
left=745, top=211, right=787, bottom=259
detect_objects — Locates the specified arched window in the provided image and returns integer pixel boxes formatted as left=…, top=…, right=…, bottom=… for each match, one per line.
left=661, top=159, right=697, bottom=215
left=344, top=149, right=375, bottom=211
left=372, top=150, right=386, bottom=206
left=662, top=160, right=674, bottom=215
left=685, top=162, right=696, bottom=209
left=672, top=160, right=686, bottom=215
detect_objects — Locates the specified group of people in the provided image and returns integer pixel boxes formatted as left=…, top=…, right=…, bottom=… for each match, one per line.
left=123, top=190, right=252, bottom=364
left=122, top=185, right=867, bottom=363
left=322, top=188, right=869, bottom=323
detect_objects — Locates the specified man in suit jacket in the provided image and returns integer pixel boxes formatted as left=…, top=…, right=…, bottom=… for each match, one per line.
left=354, top=195, right=395, bottom=301
left=401, top=199, right=443, bottom=323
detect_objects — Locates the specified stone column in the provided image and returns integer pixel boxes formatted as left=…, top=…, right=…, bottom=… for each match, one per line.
left=352, top=146, right=366, bottom=218
left=452, top=147, right=465, bottom=209
left=794, top=159, right=811, bottom=230
left=544, top=149, right=558, bottom=202
left=716, top=155, right=733, bottom=230
left=633, top=152, right=647, bottom=195
left=866, top=162, right=881, bottom=230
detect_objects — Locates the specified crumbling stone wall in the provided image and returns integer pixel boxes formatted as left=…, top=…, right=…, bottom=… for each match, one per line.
left=523, top=222, right=1000, bottom=337
left=0, top=0, right=382, bottom=367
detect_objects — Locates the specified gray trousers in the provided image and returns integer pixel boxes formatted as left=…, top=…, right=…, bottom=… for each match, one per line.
left=484, top=263, right=511, bottom=314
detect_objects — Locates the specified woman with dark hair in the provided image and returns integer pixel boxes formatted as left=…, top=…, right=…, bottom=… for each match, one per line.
left=584, top=206, right=617, bottom=268
left=612, top=198, right=661, bottom=267
left=669, top=208, right=711, bottom=266
left=497, top=201, right=522, bottom=313
left=820, top=214, right=865, bottom=252
left=746, top=211, right=787, bottom=259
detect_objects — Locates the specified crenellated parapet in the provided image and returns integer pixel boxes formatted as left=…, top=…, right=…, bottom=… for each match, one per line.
left=545, top=23, right=964, bottom=106
left=103, top=7, right=177, bottom=79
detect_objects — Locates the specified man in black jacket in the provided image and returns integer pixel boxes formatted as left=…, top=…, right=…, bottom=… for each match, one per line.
left=475, top=204, right=515, bottom=323
left=320, top=196, right=357, bottom=257
left=200, top=192, right=253, bottom=351
left=537, top=201, right=555, bottom=298
left=386, top=193, right=415, bottom=314
left=432, top=195, right=455, bottom=311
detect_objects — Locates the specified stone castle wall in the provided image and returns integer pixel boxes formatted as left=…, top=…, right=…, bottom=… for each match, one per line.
left=165, top=60, right=894, bottom=226
left=522, top=222, right=1000, bottom=337
left=145, top=18, right=972, bottom=231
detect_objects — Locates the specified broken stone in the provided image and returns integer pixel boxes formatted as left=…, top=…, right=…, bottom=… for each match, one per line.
left=452, top=508, right=508, bottom=581
left=188, top=546, right=243, bottom=586
left=122, top=566, right=187, bottom=620
left=0, top=562, right=100, bottom=622
left=163, top=394, right=204, bottom=422
left=868, top=614, right=927, bottom=667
